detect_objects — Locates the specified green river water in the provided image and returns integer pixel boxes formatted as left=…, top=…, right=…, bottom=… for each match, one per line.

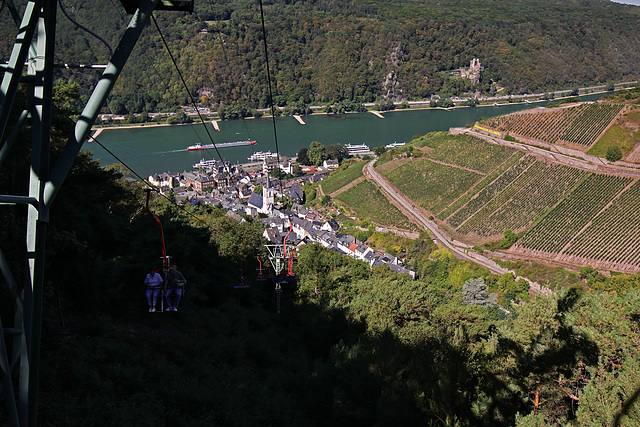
left=86, top=94, right=604, bottom=178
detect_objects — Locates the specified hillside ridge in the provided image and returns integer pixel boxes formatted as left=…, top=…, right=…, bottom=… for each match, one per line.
left=332, top=95, right=640, bottom=274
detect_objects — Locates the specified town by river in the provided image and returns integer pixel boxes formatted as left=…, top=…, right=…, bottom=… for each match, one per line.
left=85, top=94, right=606, bottom=178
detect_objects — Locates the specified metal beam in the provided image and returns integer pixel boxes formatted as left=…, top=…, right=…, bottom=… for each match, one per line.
left=19, top=2, right=57, bottom=423
left=43, top=0, right=161, bottom=210
left=0, top=0, right=43, bottom=143
left=1, top=0, right=165, bottom=425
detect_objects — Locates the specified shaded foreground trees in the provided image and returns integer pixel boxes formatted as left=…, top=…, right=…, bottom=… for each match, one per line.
left=24, top=172, right=640, bottom=426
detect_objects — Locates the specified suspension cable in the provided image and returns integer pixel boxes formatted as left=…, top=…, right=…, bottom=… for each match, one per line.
left=151, top=13, right=231, bottom=175
left=105, top=0, right=209, bottom=150
left=53, top=103, right=211, bottom=228
left=258, top=0, right=284, bottom=193
left=58, top=0, right=113, bottom=57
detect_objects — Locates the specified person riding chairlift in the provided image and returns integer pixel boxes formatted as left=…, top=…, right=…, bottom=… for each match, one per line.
left=164, top=265, right=186, bottom=312
left=143, top=267, right=164, bottom=312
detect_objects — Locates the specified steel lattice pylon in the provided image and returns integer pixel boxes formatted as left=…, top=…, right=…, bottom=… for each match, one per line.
left=0, top=1, right=191, bottom=425
left=263, top=224, right=298, bottom=314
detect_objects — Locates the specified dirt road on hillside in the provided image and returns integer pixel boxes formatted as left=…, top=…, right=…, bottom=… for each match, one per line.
left=364, top=160, right=551, bottom=295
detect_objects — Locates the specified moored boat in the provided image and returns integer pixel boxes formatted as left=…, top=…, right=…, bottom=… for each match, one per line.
left=247, top=151, right=276, bottom=161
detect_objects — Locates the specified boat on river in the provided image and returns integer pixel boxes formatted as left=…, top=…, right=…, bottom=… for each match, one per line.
left=385, top=142, right=405, bottom=149
left=187, top=140, right=257, bottom=150
left=346, top=143, right=373, bottom=156
left=247, top=151, right=277, bottom=162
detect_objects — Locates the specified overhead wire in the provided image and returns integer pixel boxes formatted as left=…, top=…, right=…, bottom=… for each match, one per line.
left=211, top=19, right=254, bottom=144
left=104, top=0, right=210, bottom=150
left=258, top=0, right=283, bottom=193
left=53, top=102, right=211, bottom=228
left=209, top=18, right=254, bottom=147
left=150, top=13, right=232, bottom=175
left=51, top=1, right=227, bottom=221
left=49, top=0, right=214, bottom=227
left=58, top=0, right=113, bottom=57
left=54, top=1, right=271, bottom=209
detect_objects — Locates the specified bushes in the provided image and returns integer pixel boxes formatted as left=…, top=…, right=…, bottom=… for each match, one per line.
left=605, top=144, right=623, bottom=162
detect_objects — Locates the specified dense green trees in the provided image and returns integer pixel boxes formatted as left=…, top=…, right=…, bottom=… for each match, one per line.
left=4, top=0, right=639, bottom=115
left=7, top=147, right=639, bottom=426
left=308, top=141, right=326, bottom=166
left=325, top=143, right=348, bottom=162
left=296, top=147, right=310, bottom=165
left=4, top=74, right=640, bottom=425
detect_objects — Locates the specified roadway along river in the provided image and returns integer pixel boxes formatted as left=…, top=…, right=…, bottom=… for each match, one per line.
left=85, top=94, right=605, bottom=178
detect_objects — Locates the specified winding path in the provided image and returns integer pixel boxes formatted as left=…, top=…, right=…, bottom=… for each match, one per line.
left=364, top=160, right=551, bottom=295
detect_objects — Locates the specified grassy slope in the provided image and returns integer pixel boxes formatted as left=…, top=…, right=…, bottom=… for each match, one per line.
left=320, top=161, right=365, bottom=195
left=335, top=179, right=418, bottom=231
left=588, top=107, right=640, bottom=158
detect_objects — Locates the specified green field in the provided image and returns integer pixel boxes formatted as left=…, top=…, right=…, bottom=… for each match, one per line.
left=588, top=109, right=640, bottom=158
left=415, top=132, right=516, bottom=173
left=335, top=180, right=417, bottom=231
left=320, top=161, right=365, bottom=195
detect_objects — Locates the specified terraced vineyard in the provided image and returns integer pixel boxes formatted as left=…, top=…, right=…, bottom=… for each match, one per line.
left=436, top=151, right=525, bottom=220
left=446, top=155, right=537, bottom=228
left=335, top=180, right=417, bottom=231
left=369, top=128, right=640, bottom=272
left=384, top=158, right=484, bottom=214
left=415, top=132, right=515, bottom=173
left=561, top=180, right=640, bottom=270
left=482, top=102, right=624, bottom=147
left=456, top=161, right=589, bottom=237
left=514, top=174, right=633, bottom=253
left=319, top=161, right=365, bottom=194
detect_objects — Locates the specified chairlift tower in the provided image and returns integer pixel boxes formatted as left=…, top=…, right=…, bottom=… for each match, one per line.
left=264, top=225, right=297, bottom=314
left=0, top=1, right=192, bottom=426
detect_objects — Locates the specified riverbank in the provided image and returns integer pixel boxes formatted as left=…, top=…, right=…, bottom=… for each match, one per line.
left=86, top=96, right=611, bottom=178
left=91, top=87, right=625, bottom=134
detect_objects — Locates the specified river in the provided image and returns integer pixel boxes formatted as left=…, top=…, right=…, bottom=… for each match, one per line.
left=85, top=94, right=606, bottom=178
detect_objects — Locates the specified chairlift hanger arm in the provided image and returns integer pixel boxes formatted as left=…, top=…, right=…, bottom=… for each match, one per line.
left=145, top=189, right=169, bottom=269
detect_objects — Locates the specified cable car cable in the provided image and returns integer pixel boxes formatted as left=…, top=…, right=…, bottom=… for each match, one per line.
left=52, top=103, right=211, bottom=228
left=151, top=13, right=231, bottom=175
left=58, top=0, right=113, bottom=57
left=104, top=0, right=210, bottom=151
left=258, top=0, right=284, bottom=193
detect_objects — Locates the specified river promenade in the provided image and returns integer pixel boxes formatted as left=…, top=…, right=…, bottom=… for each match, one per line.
left=89, top=83, right=628, bottom=139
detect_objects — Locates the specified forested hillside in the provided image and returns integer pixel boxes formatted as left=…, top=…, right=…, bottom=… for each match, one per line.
left=1, top=0, right=639, bottom=114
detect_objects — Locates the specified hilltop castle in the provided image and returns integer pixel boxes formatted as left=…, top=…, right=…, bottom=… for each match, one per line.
left=460, top=58, right=483, bottom=85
